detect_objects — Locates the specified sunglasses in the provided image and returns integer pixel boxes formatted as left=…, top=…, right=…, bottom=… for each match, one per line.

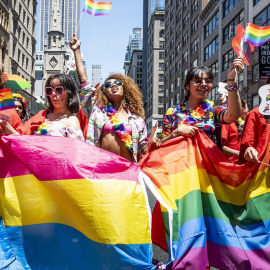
left=45, top=86, right=65, bottom=96
left=191, top=79, right=213, bottom=85
left=104, top=80, right=123, bottom=89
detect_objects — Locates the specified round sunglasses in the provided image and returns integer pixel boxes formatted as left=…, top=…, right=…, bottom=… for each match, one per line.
left=45, top=86, right=65, bottom=96
left=104, top=80, right=123, bottom=89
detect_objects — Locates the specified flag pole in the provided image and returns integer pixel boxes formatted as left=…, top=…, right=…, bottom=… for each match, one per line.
left=76, top=11, right=84, bottom=37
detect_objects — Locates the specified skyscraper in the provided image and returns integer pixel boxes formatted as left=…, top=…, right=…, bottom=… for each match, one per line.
left=39, top=0, right=80, bottom=51
left=92, top=65, right=102, bottom=87
left=123, top=28, right=143, bottom=74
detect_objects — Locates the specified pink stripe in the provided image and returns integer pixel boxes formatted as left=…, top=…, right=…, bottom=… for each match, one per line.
left=0, top=135, right=140, bottom=182
left=167, top=242, right=270, bottom=270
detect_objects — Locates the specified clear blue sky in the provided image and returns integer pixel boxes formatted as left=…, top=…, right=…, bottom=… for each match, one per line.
left=36, top=0, right=143, bottom=82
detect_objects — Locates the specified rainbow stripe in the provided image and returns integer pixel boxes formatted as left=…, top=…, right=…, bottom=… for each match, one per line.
left=0, top=135, right=155, bottom=269
left=243, top=23, right=270, bottom=47
left=0, top=88, right=15, bottom=110
left=140, top=130, right=270, bottom=269
left=83, top=0, right=112, bottom=16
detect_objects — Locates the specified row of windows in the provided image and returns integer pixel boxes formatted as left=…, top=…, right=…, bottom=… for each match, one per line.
left=254, top=4, right=270, bottom=26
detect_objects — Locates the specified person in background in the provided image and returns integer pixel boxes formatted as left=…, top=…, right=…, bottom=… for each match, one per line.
left=12, top=93, right=29, bottom=123
left=238, top=76, right=270, bottom=164
left=221, top=99, right=249, bottom=163
left=0, top=74, right=84, bottom=141
left=161, top=57, right=245, bottom=144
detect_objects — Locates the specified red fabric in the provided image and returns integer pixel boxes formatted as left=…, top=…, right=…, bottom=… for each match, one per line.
left=238, top=107, right=270, bottom=164
left=151, top=201, right=168, bottom=253
left=0, top=109, right=22, bottom=130
left=16, top=110, right=47, bottom=135
left=221, top=122, right=241, bottom=163
left=78, top=108, right=88, bottom=140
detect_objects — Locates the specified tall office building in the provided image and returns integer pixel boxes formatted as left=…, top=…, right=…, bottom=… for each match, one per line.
left=143, top=0, right=165, bottom=103
left=39, top=0, right=80, bottom=51
left=92, top=64, right=102, bottom=87
left=123, top=28, right=143, bottom=74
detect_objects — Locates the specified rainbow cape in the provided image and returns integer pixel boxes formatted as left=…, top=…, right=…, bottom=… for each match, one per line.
left=0, top=135, right=156, bottom=269
left=243, top=23, right=270, bottom=46
left=83, top=0, right=112, bottom=16
left=0, top=88, right=15, bottom=111
left=140, top=130, right=270, bottom=270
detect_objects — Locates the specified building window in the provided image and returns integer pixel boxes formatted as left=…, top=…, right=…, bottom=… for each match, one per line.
left=159, top=74, right=164, bottom=82
left=183, top=0, right=189, bottom=11
left=224, top=0, right=239, bottom=17
left=170, top=83, right=174, bottom=93
left=183, top=13, right=189, bottom=29
left=183, top=50, right=189, bottom=64
left=254, top=5, right=270, bottom=26
left=158, top=108, right=164, bottom=115
left=191, top=37, right=199, bottom=55
left=252, top=63, right=259, bottom=83
left=159, top=63, right=164, bottom=71
left=176, top=93, right=180, bottom=104
left=211, top=86, right=218, bottom=101
left=175, top=60, right=180, bottom=72
left=159, top=52, right=164, bottom=59
left=253, top=0, right=261, bottom=6
left=191, top=0, right=199, bottom=15
left=204, top=12, right=219, bottom=39
left=223, top=49, right=237, bottom=71
left=210, top=61, right=219, bottom=77
left=183, top=31, right=189, bottom=46
left=192, top=59, right=198, bottom=68
left=39, top=55, right=42, bottom=60
left=176, top=27, right=181, bottom=40
left=159, top=41, right=164, bottom=48
left=252, top=94, right=260, bottom=108
left=223, top=10, right=244, bottom=44
left=158, top=85, right=164, bottom=92
left=158, top=96, right=164, bottom=104
left=204, top=37, right=218, bottom=61
left=176, top=43, right=181, bottom=56
left=159, top=29, right=164, bottom=38
left=191, top=18, right=199, bottom=35
left=36, top=55, right=38, bottom=60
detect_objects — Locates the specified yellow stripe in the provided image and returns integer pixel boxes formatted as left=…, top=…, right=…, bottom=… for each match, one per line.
left=247, top=26, right=270, bottom=37
left=160, top=166, right=270, bottom=212
left=0, top=175, right=151, bottom=245
left=87, top=3, right=112, bottom=9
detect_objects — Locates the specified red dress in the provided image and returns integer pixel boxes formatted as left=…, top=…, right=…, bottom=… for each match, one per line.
left=238, top=107, right=270, bottom=164
left=221, top=122, right=241, bottom=163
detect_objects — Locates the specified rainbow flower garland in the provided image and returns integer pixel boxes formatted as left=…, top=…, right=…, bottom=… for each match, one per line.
left=237, top=118, right=245, bottom=128
left=104, top=103, right=133, bottom=155
left=36, top=120, right=50, bottom=135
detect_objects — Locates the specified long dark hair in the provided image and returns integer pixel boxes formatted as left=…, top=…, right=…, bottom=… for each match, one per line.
left=184, top=66, right=214, bottom=102
left=45, top=74, right=79, bottom=113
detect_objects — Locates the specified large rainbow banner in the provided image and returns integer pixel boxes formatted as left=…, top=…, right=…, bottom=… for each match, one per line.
left=0, top=135, right=156, bottom=269
left=0, top=88, right=15, bottom=111
left=140, top=129, right=270, bottom=270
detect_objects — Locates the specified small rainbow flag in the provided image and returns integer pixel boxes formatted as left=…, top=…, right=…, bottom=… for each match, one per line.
left=243, top=23, right=270, bottom=46
left=0, top=88, right=15, bottom=111
left=83, top=0, right=112, bottom=16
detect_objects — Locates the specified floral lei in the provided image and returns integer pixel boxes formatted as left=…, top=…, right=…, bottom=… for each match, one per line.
left=177, top=99, right=214, bottom=126
left=104, top=103, right=133, bottom=154
left=36, top=120, right=50, bottom=135
left=237, top=118, right=245, bottom=128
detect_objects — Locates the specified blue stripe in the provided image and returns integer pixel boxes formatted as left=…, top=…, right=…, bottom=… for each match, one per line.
left=0, top=101, right=15, bottom=107
left=4, top=223, right=155, bottom=270
left=169, top=216, right=270, bottom=260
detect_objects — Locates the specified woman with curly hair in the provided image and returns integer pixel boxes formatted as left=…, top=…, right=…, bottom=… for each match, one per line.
left=70, top=34, right=156, bottom=162
left=12, top=93, right=29, bottom=123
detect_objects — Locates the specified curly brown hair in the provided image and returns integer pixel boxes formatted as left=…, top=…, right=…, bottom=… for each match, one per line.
left=96, top=73, right=145, bottom=119
left=0, top=69, right=6, bottom=88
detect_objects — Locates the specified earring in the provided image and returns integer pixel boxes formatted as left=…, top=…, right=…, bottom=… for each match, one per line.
left=122, top=97, right=127, bottom=107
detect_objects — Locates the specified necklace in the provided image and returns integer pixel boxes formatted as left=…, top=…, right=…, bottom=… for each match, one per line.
left=104, top=103, right=133, bottom=154
left=237, top=118, right=245, bottom=128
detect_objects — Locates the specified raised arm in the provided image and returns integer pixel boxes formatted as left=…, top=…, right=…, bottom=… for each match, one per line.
left=69, top=34, right=88, bottom=84
left=223, top=57, right=244, bottom=124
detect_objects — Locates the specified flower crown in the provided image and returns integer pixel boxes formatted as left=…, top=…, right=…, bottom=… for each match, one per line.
left=12, top=93, right=27, bottom=109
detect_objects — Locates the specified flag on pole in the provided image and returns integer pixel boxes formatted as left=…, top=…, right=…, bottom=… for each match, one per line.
left=0, top=88, right=15, bottom=110
left=83, top=0, right=112, bottom=16
left=243, top=23, right=270, bottom=47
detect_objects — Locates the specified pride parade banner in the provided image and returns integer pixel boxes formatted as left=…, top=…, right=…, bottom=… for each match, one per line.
left=0, top=135, right=156, bottom=270
left=140, top=130, right=270, bottom=270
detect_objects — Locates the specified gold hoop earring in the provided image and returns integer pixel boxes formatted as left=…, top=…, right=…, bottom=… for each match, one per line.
left=122, top=97, right=127, bottom=107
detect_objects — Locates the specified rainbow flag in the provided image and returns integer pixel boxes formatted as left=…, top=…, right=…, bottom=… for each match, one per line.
left=243, top=23, right=270, bottom=46
left=140, top=130, right=270, bottom=270
left=0, top=135, right=156, bottom=269
left=83, top=0, right=112, bottom=16
left=0, top=88, right=15, bottom=110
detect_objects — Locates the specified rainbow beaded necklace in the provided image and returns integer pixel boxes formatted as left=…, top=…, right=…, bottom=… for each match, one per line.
left=104, top=103, right=133, bottom=154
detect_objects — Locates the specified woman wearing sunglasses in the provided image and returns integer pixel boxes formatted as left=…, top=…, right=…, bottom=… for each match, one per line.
left=0, top=74, right=84, bottom=141
left=161, top=57, right=245, bottom=144
left=70, top=35, right=154, bottom=162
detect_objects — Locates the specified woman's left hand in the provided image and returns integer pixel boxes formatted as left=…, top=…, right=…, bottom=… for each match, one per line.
left=152, top=137, right=161, bottom=147
left=227, top=57, right=245, bottom=81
